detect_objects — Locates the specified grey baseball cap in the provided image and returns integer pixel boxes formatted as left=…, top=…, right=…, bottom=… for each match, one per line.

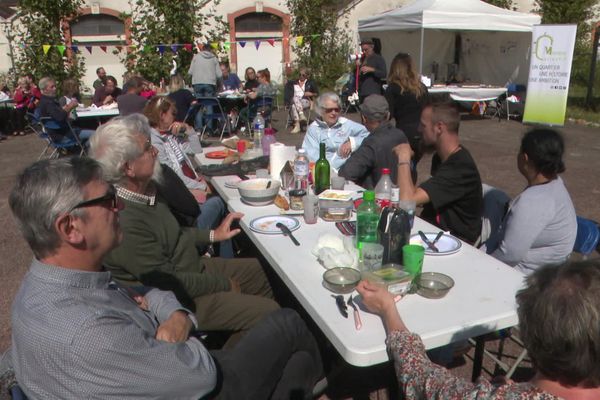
left=360, top=94, right=389, bottom=121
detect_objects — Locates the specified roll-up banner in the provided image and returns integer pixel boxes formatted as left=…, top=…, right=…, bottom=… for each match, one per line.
left=523, top=24, right=577, bottom=126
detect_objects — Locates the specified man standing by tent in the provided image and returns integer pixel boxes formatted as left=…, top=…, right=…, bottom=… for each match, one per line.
left=357, top=39, right=386, bottom=103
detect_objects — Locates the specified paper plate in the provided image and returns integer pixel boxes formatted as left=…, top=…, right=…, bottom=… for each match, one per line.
left=205, top=150, right=232, bottom=159
left=249, top=215, right=300, bottom=235
left=409, top=232, right=462, bottom=256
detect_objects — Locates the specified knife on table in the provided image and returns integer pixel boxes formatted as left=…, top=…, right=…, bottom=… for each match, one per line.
left=431, top=231, right=444, bottom=247
left=418, top=230, right=439, bottom=252
left=332, top=295, right=348, bottom=318
left=347, top=295, right=362, bottom=330
left=276, top=222, right=300, bottom=246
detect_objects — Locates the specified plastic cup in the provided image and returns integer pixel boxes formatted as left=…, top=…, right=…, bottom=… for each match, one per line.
left=302, top=194, right=319, bottom=224
left=331, top=176, right=346, bottom=190
left=362, top=243, right=384, bottom=271
left=402, top=244, right=425, bottom=277
left=236, top=140, right=246, bottom=154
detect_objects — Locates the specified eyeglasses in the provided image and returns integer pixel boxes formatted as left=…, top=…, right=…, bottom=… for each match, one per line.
left=324, top=107, right=340, bottom=113
left=71, top=184, right=118, bottom=211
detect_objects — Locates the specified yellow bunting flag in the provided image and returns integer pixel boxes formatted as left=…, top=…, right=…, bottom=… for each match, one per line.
left=296, top=36, right=304, bottom=46
left=42, top=44, right=51, bottom=55
left=56, top=45, right=66, bottom=56
left=210, top=42, right=218, bottom=51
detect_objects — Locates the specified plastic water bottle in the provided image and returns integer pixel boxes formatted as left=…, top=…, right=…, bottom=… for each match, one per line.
left=261, top=127, right=276, bottom=156
left=356, top=190, right=380, bottom=247
left=374, top=168, right=393, bottom=208
left=252, top=113, right=265, bottom=149
left=293, top=148, right=309, bottom=190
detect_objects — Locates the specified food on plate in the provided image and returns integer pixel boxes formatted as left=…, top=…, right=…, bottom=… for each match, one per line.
left=274, top=194, right=290, bottom=210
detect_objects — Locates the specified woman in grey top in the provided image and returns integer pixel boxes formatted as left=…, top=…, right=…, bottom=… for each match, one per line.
left=490, top=128, right=577, bottom=275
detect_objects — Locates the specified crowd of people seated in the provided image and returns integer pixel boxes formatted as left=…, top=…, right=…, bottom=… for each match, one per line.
left=2, top=47, right=595, bottom=400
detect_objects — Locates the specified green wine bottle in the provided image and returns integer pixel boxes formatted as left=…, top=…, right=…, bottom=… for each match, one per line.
left=314, top=142, right=330, bottom=195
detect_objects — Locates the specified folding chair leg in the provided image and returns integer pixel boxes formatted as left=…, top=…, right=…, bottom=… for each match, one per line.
left=506, top=349, right=528, bottom=379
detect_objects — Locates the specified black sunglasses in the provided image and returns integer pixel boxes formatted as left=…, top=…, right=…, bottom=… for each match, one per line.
left=71, top=185, right=118, bottom=211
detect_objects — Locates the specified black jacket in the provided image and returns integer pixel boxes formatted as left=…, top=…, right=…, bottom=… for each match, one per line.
left=283, top=79, right=319, bottom=106
left=338, top=121, right=407, bottom=189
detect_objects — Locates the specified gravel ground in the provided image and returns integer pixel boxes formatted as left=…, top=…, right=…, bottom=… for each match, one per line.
left=1, top=109, right=598, bottom=398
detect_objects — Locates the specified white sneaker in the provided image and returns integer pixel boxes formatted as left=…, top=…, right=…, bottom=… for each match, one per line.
left=291, top=122, right=301, bottom=134
left=299, top=111, right=307, bottom=122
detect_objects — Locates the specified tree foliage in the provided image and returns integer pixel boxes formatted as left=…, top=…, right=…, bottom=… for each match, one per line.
left=482, top=0, right=514, bottom=9
left=286, top=0, right=352, bottom=90
left=9, top=0, right=86, bottom=86
left=122, top=0, right=228, bottom=84
left=535, top=0, right=598, bottom=85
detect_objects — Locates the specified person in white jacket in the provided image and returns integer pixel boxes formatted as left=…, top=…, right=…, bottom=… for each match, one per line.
left=301, top=92, right=369, bottom=171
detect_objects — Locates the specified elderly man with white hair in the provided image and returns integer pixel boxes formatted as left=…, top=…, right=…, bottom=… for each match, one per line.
left=301, top=92, right=369, bottom=171
left=88, top=114, right=281, bottom=347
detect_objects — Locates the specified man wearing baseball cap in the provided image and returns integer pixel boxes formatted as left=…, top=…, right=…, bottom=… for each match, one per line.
left=338, top=94, right=408, bottom=189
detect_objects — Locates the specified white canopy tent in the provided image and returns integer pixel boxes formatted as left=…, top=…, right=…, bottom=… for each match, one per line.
left=358, top=0, right=541, bottom=86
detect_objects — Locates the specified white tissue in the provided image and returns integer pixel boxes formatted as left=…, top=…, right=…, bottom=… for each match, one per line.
left=312, top=234, right=359, bottom=269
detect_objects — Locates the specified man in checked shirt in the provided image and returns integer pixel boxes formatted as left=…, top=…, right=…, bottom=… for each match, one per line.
left=8, top=156, right=323, bottom=399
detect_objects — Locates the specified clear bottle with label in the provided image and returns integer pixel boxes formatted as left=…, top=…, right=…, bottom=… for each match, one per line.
left=293, top=148, right=309, bottom=190
left=252, top=112, right=265, bottom=149
left=390, top=186, right=400, bottom=209
left=374, top=168, right=393, bottom=208
left=261, top=128, right=276, bottom=156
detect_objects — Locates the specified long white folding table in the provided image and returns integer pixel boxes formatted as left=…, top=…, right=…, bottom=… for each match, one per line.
left=209, top=175, right=525, bottom=368
left=428, top=85, right=510, bottom=120
left=76, top=107, right=120, bottom=119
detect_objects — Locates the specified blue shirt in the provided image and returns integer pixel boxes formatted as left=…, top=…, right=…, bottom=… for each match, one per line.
left=222, top=73, right=242, bottom=91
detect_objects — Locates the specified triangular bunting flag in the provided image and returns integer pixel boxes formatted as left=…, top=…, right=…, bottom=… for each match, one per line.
left=254, top=40, right=261, bottom=50
left=71, top=45, right=79, bottom=53
left=100, top=45, right=107, bottom=53
left=171, top=44, right=179, bottom=53
left=158, top=45, right=165, bottom=55
left=223, top=42, right=230, bottom=51
left=184, top=43, right=192, bottom=52
left=311, top=34, right=319, bottom=39
left=210, top=42, right=218, bottom=51
left=85, top=45, right=93, bottom=54
left=42, top=45, right=51, bottom=55
left=296, top=36, right=304, bottom=46
left=267, top=39, right=275, bottom=47
left=56, top=45, right=66, bottom=56
left=143, top=45, right=152, bottom=53
left=239, top=41, right=246, bottom=48
left=115, top=45, right=123, bottom=52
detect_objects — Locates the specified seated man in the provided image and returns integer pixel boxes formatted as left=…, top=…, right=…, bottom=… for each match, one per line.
left=284, top=67, right=318, bottom=134
left=338, top=94, right=408, bottom=189
left=393, top=101, right=482, bottom=244
left=37, top=76, right=95, bottom=144
left=117, top=76, right=148, bottom=116
left=302, top=92, right=370, bottom=171
left=92, top=75, right=122, bottom=107
left=88, top=116, right=279, bottom=345
left=9, top=157, right=323, bottom=399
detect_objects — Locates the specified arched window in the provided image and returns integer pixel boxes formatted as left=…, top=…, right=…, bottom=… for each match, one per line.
left=70, top=14, right=124, bottom=36
left=235, top=12, right=282, bottom=32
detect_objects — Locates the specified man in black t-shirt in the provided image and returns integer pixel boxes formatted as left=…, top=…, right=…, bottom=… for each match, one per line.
left=393, top=102, right=482, bottom=244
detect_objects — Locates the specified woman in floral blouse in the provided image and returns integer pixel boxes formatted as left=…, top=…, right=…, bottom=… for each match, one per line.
left=357, top=259, right=600, bottom=399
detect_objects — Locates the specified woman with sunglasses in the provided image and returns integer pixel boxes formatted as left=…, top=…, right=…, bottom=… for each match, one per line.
left=301, top=92, right=369, bottom=171
left=143, top=98, right=232, bottom=257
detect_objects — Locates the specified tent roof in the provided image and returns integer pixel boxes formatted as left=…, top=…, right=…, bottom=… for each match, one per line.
left=358, top=0, right=541, bottom=33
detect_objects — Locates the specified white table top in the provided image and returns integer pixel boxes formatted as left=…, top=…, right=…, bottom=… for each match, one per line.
left=76, top=108, right=120, bottom=118
left=429, top=86, right=507, bottom=101
left=210, top=176, right=525, bottom=367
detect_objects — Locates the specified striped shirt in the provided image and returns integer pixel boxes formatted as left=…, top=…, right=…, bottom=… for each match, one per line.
left=11, top=259, right=216, bottom=399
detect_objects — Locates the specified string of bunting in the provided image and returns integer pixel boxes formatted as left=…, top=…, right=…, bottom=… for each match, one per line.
left=27, top=35, right=321, bottom=56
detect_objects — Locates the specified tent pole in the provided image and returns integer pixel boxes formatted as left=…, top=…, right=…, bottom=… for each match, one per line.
left=419, top=27, right=424, bottom=76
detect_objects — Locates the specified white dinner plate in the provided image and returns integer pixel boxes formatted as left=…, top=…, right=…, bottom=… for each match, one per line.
left=249, top=215, right=300, bottom=235
left=409, top=232, right=462, bottom=256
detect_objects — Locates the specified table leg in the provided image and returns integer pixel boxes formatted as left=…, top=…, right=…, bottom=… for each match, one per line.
left=471, top=336, right=485, bottom=382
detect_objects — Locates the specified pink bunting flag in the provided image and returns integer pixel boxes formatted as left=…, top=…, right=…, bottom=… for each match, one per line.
left=85, top=46, right=93, bottom=54
left=267, top=39, right=275, bottom=47
left=115, top=45, right=123, bottom=52
left=183, top=43, right=192, bottom=52
left=254, top=40, right=261, bottom=50
left=100, top=45, right=107, bottom=53
left=238, top=41, right=246, bottom=48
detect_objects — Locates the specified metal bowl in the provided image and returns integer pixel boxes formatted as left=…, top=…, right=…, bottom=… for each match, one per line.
left=415, top=272, right=454, bottom=299
left=323, top=267, right=361, bottom=294
left=237, top=178, right=281, bottom=206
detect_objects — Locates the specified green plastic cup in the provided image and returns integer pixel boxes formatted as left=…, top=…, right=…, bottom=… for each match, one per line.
left=402, top=244, right=425, bottom=277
